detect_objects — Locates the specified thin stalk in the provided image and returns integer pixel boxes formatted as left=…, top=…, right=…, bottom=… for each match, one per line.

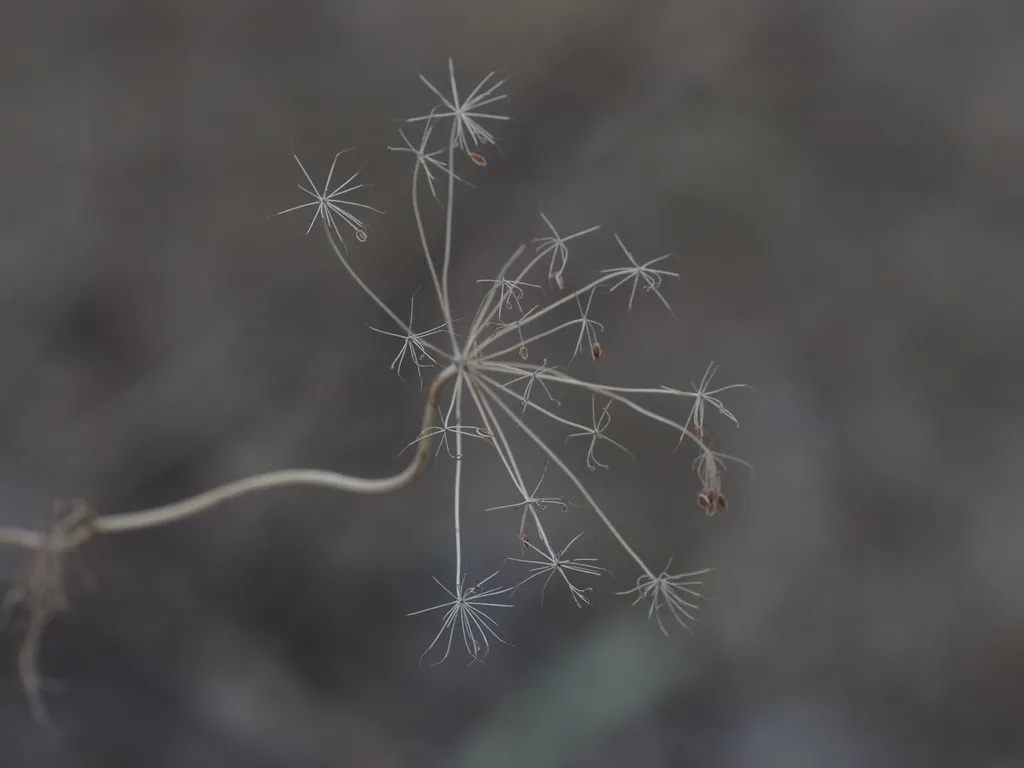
left=477, top=363, right=702, bottom=448
left=0, top=366, right=456, bottom=552
left=473, top=272, right=617, bottom=356
left=479, top=379, right=654, bottom=579
left=475, top=371, right=590, bottom=433
left=410, top=143, right=459, bottom=352
left=480, top=362, right=702, bottom=399
left=466, top=244, right=530, bottom=348
left=476, top=319, right=588, bottom=363
left=452, top=371, right=465, bottom=583
left=465, top=373, right=556, bottom=559
left=442, top=121, right=460, bottom=358
left=323, top=222, right=447, bottom=360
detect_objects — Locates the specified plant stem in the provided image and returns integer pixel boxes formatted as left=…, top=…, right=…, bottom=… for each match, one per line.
left=0, top=366, right=455, bottom=553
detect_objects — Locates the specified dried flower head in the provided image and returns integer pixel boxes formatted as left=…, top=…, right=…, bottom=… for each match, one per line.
left=0, top=59, right=753, bottom=691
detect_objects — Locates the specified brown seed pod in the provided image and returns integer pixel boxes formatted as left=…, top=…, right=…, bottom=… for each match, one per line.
left=697, top=493, right=711, bottom=509
left=592, top=342, right=602, bottom=360
left=694, top=426, right=705, bottom=439
left=469, top=152, right=487, bottom=166
left=519, top=345, right=529, bottom=360
left=716, top=493, right=728, bottom=511
left=476, top=427, right=491, bottom=437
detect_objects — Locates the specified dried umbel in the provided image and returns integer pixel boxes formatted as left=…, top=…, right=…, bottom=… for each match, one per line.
left=371, top=59, right=750, bottom=661
left=0, top=58, right=752, bottom=702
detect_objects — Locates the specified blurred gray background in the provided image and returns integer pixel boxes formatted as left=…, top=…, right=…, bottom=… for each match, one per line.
left=1, top=0, right=1022, bottom=765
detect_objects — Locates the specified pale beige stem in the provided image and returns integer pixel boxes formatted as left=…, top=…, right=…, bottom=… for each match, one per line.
left=0, top=365, right=455, bottom=553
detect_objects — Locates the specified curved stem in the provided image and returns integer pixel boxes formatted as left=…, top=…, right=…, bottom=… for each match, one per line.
left=442, top=121, right=460, bottom=358
left=0, top=366, right=456, bottom=552
left=322, top=222, right=447, bottom=360
left=411, top=150, right=459, bottom=353
left=0, top=528, right=48, bottom=550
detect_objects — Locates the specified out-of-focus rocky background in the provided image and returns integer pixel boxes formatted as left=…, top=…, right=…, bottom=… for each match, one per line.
left=1, top=0, right=1022, bottom=765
